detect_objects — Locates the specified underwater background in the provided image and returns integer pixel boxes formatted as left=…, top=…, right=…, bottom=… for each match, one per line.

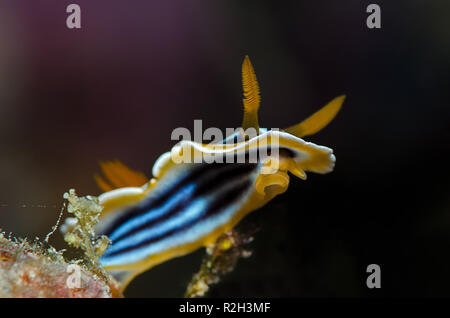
left=0, top=0, right=449, bottom=297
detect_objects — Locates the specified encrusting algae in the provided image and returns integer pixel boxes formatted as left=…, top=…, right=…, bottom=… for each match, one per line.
left=0, top=190, right=122, bottom=298
left=0, top=231, right=120, bottom=297
left=62, top=189, right=111, bottom=280
left=185, top=226, right=257, bottom=298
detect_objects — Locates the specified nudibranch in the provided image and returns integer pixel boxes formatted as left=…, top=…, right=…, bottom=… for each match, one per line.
left=85, top=57, right=344, bottom=290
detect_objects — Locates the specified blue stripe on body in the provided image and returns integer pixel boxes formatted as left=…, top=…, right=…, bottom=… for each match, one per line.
left=100, top=163, right=258, bottom=267
left=107, top=183, right=196, bottom=241
left=101, top=179, right=253, bottom=267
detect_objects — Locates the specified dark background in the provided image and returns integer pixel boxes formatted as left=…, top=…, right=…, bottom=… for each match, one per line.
left=0, top=0, right=449, bottom=297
